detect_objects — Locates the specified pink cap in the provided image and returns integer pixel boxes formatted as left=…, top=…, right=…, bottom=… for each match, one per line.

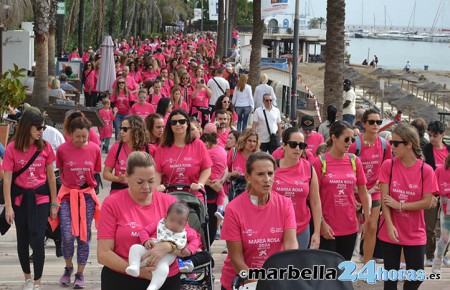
left=203, top=123, right=217, bottom=134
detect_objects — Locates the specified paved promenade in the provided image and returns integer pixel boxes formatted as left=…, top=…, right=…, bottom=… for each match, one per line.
left=1, top=154, right=450, bottom=289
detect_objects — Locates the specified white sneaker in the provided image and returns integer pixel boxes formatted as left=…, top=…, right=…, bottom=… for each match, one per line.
left=425, top=259, right=434, bottom=267
left=443, top=256, right=450, bottom=267
left=432, top=258, right=442, bottom=274
left=23, top=279, right=33, bottom=290
left=125, top=265, right=140, bottom=277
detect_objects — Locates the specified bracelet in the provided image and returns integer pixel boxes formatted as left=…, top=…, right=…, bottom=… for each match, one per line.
left=51, top=202, right=59, bottom=207
left=399, top=200, right=404, bottom=211
left=320, top=217, right=325, bottom=223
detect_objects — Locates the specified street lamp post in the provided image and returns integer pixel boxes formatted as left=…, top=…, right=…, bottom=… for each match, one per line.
left=290, top=0, right=300, bottom=121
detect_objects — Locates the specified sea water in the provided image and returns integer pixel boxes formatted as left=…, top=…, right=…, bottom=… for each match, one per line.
left=346, top=38, right=450, bottom=71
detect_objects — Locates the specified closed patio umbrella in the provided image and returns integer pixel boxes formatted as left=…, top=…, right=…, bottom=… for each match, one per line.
left=96, top=36, right=116, bottom=93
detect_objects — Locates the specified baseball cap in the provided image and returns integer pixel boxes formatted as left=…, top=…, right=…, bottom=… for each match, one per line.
left=203, top=123, right=217, bottom=134
left=301, top=115, right=315, bottom=131
left=225, top=63, right=233, bottom=70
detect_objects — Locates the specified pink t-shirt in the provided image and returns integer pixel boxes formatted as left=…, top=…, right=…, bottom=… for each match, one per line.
left=272, top=147, right=315, bottom=163
left=274, top=158, right=312, bottom=234
left=348, top=135, right=392, bottom=201
left=148, top=93, right=164, bottom=110
left=99, top=109, right=115, bottom=139
left=433, top=146, right=449, bottom=168
left=110, top=91, right=131, bottom=115
left=173, top=101, right=189, bottom=112
left=56, top=141, right=102, bottom=189
left=312, top=153, right=367, bottom=236
left=377, top=159, right=438, bottom=246
left=3, top=141, right=55, bottom=206
left=436, top=166, right=450, bottom=213
left=227, top=149, right=247, bottom=176
left=220, top=192, right=296, bottom=289
left=207, top=145, right=227, bottom=204
left=97, top=190, right=180, bottom=277
left=217, top=128, right=231, bottom=148
left=130, top=102, right=156, bottom=120
left=305, top=132, right=324, bottom=155
left=155, top=138, right=213, bottom=201
left=191, top=89, right=210, bottom=110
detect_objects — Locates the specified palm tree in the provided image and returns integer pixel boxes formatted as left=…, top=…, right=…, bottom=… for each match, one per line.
left=31, top=0, right=51, bottom=110
left=323, top=0, right=345, bottom=118
left=216, top=0, right=224, bottom=57
left=0, top=0, right=33, bottom=28
left=317, top=17, right=326, bottom=29
left=248, top=0, right=263, bottom=91
left=48, top=0, right=57, bottom=77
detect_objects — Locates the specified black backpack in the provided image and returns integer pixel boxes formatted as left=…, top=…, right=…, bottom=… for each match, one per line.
left=228, top=72, right=239, bottom=90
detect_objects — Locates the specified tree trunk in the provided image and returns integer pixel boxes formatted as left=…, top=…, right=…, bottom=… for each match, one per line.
left=130, top=1, right=138, bottom=37
left=323, top=0, right=346, bottom=117
left=31, top=0, right=51, bottom=111
left=216, top=0, right=225, bottom=57
left=109, top=0, right=119, bottom=36
left=96, top=0, right=106, bottom=47
left=48, top=0, right=57, bottom=77
left=78, top=0, right=85, bottom=53
left=229, top=0, right=237, bottom=38
left=56, top=0, right=64, bottom=55
left=249, top=0, right=263, bottom=91
left=121, top=0, right=128, bottom=38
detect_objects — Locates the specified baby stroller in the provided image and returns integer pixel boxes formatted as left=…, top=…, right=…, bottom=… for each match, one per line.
left=231, top=249, right=354, bottom=290
left=165, top=184, right=214, bottom=290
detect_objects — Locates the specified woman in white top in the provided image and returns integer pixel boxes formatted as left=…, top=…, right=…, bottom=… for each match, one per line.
left=253, top=73, right=276, bottom=109
left=232, top=74, right=254, bottom=131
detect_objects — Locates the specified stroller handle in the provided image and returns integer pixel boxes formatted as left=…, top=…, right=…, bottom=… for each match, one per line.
left=232, top=274, right=248, bottom=290
left=165, top=184, right=207, bottom=197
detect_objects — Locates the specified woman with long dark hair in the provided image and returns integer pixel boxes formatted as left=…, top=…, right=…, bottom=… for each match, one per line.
left=3, top=109, right=57, bottom=289
left=318, top=105, right=337, bottom=141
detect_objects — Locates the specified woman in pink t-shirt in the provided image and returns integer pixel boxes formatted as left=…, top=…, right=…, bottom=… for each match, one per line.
left=56, top=117, right=102, bottom=288
left=110, top=77, right=132, bottom=140
left=191, top=79, right=212, bottom=125
left=103, top=115, right=151, bottom=194
left=274, top=127, right=322, bottom=250
left=145, top=113, right=165, bottom=149
left=312, top=120, right=370, bottom=261
left=200, top=127, right=228, bottom=244
left=170, top=85, right=189, bottom=112
left=154, top=109, right=212, bottom=202
left=378, top=123, right=438, bottom=290
left=227, top=128, right=260, bottom=201
left=432, top=154, right=450, bottom=274
left=178, top=72, right=194, bottom=106
left=82, top=61, right=97, bottom=107
left=98, top=98, right=117, bottom=153
left=3, top=110, right=57, bottom=289
left=98, top=151, right=183, bottom=289
left=348, top=108, right=392, bottom=264
left=63, top=111, right=102, bottom=146
left=220, top=152, right=298, bottom=290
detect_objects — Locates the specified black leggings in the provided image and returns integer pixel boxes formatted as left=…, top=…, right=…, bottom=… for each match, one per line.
left=207, top=202, right=218, bottom=246
left=381, top=241, right=425, bottom=290
left=15, top=202, right=50, bottom=281
left=101, top=266, right=181, bottom=290
left=320, top=233, right=357, bottom=261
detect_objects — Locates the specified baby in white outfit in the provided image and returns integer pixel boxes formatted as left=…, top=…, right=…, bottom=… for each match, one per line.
left=126, top=202, right=190, bottom=290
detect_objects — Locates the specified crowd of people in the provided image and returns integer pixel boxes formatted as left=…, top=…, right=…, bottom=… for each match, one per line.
left=1, top=32, right=449, bottom=290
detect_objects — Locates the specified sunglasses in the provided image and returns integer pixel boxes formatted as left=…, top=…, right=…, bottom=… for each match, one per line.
left=222, top=100, right=230, bottom=104
left=118, top=82, right=125, bottom=84
left=264, top=99, right=273, bottom=103
left=344, top=136, right=356, bottom=143
left=287, top=141, right=307, bottom=150
left=366, top=120, right=383, bottom=126
left=35, top=125, right=47, bottom=131
left=169, top=119, right=188, bottom=126
left=389, top=140, right=408, bottom=147
left=182, top=77, right=190, bottom=80
left=120, top=126, right=131, bottom=132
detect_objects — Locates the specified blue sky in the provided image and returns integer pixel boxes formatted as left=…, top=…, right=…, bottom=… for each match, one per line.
left=308, top=0, right=449, bottom=28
